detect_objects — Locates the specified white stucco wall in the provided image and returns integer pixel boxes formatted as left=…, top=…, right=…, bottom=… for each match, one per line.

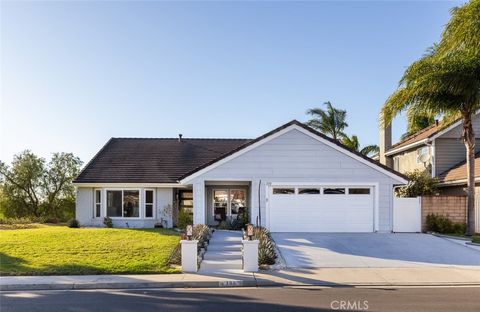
left=188, top=128, right=404, bottom=232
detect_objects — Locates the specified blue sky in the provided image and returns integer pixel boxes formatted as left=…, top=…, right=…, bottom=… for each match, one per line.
left=0, top=1, right=462, bottom=164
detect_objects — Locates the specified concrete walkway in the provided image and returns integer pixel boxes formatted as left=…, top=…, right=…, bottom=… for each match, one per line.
left=199, top=230, right=243, bottom=272
left=2, top=266, right=480, bottom=291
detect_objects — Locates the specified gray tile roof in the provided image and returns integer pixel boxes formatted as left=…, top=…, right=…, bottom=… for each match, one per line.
left=74, top=138, right=251, bottom=183
left=75, top=120, right=407, bottom=184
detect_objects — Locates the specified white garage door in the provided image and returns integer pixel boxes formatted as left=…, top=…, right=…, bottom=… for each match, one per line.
left=268, top=185, right=374, bottom=232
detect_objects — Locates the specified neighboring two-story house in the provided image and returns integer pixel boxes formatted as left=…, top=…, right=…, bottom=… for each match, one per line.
left=378, top=112, right=480, bottom=195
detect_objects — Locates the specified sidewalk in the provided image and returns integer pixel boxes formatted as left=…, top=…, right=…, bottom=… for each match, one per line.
left=2, top=266, right=480, bottom=291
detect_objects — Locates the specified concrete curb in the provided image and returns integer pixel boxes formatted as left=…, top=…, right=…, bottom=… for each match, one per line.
left=0, top=279, right=258, bottom=291
left=3, top=278, right=480, bottom=291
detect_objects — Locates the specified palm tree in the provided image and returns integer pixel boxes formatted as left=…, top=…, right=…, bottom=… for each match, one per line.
left=381, top=0, right=480, bottom=235
left=342, top=135, right=379, bottom=157
left=306, top=101, right=348, bottom=141
left=400, top=109, right=436, bottom=140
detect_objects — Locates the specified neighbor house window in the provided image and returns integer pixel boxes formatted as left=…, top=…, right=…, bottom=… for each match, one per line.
left=349, top=188, right=370, bottom=195
left=323, top=188, right=345, bottom=194
left=107, top=190, right=139, bottom=218
left=393, top=156, right=400, bottom=171
left=416, top=146, right=429, bottom=164
left=94, top=189, right=101, bottom=218
left=298, top=188, right=320, bottom=194
left=145, top=190, right=154, bottom=218
left=273, top=188, right=295, bottom=194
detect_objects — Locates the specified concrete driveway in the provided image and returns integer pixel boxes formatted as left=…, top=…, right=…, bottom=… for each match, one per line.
left=272, top=233, right=480, bottom=268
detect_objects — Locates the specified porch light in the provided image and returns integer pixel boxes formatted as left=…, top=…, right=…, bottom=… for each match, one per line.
left=186, top=224, right=193, bottom=240
left=247, top=224, right=254, bottom=241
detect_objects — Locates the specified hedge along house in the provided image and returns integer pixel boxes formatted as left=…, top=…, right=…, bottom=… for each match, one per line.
left=74, top=120, right=408, bottom=232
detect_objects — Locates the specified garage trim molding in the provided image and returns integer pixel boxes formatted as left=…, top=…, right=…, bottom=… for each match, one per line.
left=266, top=182, right=380, bottom=232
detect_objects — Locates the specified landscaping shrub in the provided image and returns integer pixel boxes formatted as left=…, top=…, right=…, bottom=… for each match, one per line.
left=235, top=209, right=249, bottom=230
left=253, top=227, right=277, bottom=265
left=167, top=224, right=210, bottom=267
left=425, top=213, right=466, bottom=235
left=167, top=244, right=181, bottom=266
left=67, top=218, right=80, bottom=228
left=193, top=224, right=210, bottom=251
left=0, top=217, right=43, bottom=224
left=177, top=210, right=193, bottom=229
left=397, top=170, right=439, bottom=197
left=216, top=212, right=249, bottom=230
left=103, top=216, right=113, bottom=228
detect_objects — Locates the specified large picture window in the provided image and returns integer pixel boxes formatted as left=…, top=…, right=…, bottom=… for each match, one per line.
left=107, top=190, right=139, bottom=218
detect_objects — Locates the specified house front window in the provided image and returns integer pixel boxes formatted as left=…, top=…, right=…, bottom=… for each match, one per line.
left=145, top=190, right=154, bottom=218
left=106, top=190, right=140, bottom=218
left=212, top=188, right=247, bottom=221
left=179, top=190, right=193, bottom=215
left=94, top=189, right=101, bottom=218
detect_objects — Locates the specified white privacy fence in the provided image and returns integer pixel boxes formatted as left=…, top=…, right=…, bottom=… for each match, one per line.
left=393, top=197, right=421, bottom=233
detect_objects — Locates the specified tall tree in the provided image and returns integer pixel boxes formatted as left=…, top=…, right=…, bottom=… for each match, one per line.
left=342, top=135, right=379, bottom=157
left=306, top=101, right=348, bottom=140
left=381, top=0, right=480, bottom=235
left=0, top=151, right=83, bottom=219
left=0, top=151, right=45, bottom=217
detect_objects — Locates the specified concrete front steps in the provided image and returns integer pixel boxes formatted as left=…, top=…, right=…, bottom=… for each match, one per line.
left=200, top=230, right=243, bottom=272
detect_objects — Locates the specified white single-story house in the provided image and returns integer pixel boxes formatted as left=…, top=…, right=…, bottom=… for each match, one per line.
left=74, top=120, right=408, bottom=232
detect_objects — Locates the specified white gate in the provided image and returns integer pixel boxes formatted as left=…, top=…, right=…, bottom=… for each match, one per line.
left=393, top=197, right=421, bottom=232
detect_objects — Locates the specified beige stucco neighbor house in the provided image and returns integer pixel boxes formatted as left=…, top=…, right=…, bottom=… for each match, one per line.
left=377, top=112, right=480, bottom=195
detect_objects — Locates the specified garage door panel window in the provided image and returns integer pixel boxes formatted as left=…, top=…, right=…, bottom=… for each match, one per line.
left=273, top=188, right=295, bottom=195
left=348, top=188, right=370, bottom=195
left=298, top=188, right=320, bottom=195
left=323, top=188, right=345, bottom=195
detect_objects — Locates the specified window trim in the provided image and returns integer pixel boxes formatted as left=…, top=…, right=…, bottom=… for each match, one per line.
left=144, top=189, right=155, bottom=219
left=105, top=188, right=141, bottom=219
left=94, top=188, right=102, bottom=218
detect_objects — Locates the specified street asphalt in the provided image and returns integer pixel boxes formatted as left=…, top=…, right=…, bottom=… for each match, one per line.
left=1, top=286, right=479, bottom=312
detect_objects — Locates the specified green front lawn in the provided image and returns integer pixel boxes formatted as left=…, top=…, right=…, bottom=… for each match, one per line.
left=0, top=226, right=181, bottom=275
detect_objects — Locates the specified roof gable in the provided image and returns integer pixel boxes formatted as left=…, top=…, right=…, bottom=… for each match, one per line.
left=386, top=112, right=480, bottom=155
left=180, top=120, right=408, bottom=184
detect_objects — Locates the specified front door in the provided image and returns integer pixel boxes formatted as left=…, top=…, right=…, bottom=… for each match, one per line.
left=213, top=188, right=247, bottom=222
left=213, top=190, right=229, bottom=222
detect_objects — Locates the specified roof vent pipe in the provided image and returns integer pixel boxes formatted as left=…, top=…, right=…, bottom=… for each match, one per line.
left=178, top=134, right=183, bottom=142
